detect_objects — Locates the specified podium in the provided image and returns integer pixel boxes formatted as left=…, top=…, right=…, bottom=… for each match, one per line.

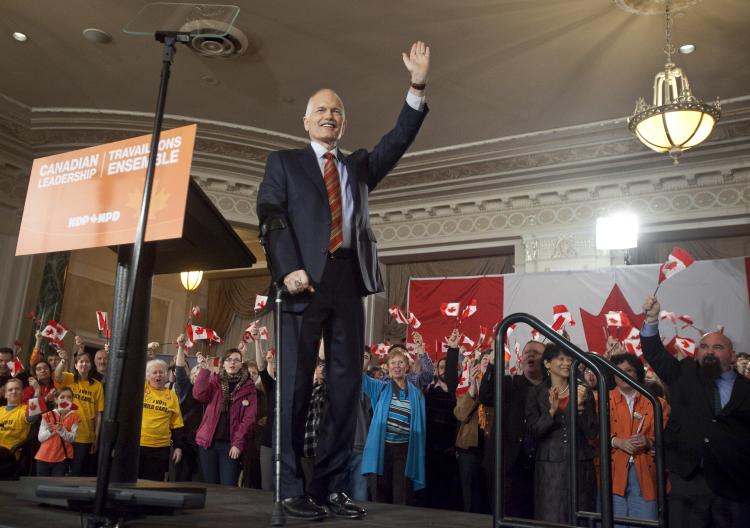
left=19, top=178, right=257, bottom=519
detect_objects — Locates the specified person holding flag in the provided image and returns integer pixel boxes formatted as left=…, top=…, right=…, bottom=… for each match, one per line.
left=34, top=386, right=80, bottom=476
left=641, top=295, right=750, bottom=527
left=53, top=348, right=104, bottom=476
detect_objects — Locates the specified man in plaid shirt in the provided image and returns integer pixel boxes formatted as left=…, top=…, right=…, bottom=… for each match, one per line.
left=304, top=362, right=328, bottom=459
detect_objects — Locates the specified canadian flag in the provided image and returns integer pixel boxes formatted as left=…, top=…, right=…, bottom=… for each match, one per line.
left=677, top=314, right=694, bottom=329
left=407, top=312, right=421, bottom=329
left=462, top=335, right=476, bottom=349
left=658, top=246, right=696, bottom=284
left=259, top=327, right=270, bottom=340
left=509, top=342, right=522, bottom=374
left=622, top=326, right=643, bottom=357
left=551, top=304, right=576, bottom=332
left=254, top=295, right=268, bottom=311
left=455, top=360, right=472, bottom=396
left=530, top=329, right=544, bottom=342
left=440, top=302, right=460, bottom=317
left=370, top=342, right=390, bottom=359
left=460, top=299, right=478, bottom=320
left=437, top=340, right=450, bottom=356
left=605, top=311, right=631, bottom=328
left=191, top=305, right=202, bottom=318
left=41, top=321, right=68, bottom=345
left=505, top=323, right=517, bottom=338
left=389, top=306, right=409, bottom=325
left=675, top=336, right=696, bottom=356
left=187, top=324, right=208, bottom=342
left=659, top=310, right=677, bottom=324
left=206, top=328, right=223, bottom=344
left=405, top=342, right=418, bottom=356
left=477, top=325, right=489, bottom=349
left=96, top=311, right=108, bottom=332
left=9, top=357, right=24, bottom=377
left=26, top=397, right=48, bottom=418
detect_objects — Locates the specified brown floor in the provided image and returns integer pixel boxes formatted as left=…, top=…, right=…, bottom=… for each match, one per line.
left=0, top=477, right=492, bottom=528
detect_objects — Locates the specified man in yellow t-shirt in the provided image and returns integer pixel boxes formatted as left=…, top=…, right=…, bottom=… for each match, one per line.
left=0, top=379, right=32, bottom=453
left=139, top=359, right=184, bottom=481
left=53, top=350, right=105, bottom=476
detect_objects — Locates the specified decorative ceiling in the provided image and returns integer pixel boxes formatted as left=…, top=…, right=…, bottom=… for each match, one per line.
left=2, top=0, right=749, bottom=152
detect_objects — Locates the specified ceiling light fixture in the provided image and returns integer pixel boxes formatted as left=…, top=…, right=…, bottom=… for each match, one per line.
left=12, top=31, right=28, bottom=42
left=678, top=43, right=695, bottom=54
left=628, top=0, right=720, bottom=164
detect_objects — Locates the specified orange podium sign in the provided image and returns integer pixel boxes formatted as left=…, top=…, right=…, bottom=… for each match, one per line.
left=16, top=125, right=197, bottom=256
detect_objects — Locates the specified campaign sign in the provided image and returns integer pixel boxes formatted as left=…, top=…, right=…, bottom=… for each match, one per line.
left=16, top=125, right=197, bottom=255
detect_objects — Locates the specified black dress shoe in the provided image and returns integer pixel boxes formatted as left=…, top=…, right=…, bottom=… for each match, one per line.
left=281, top=495, right=327, bottom=520
left=324, top=492, right=367, bottom=519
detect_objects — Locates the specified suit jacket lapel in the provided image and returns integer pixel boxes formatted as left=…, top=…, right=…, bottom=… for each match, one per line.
left=300, top=145, right=328, bottom=203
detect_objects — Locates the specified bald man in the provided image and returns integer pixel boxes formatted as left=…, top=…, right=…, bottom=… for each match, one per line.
left=641, top=296, right=750, bottom=527
left=257, top=41, right=430, bottom=519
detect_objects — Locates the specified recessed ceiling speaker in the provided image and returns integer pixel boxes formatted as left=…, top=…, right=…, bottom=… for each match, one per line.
left=179, top=19, right=250, bottom=58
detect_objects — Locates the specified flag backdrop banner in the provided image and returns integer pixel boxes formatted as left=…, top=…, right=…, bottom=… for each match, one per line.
left=407, top=257, right=750, bottom=366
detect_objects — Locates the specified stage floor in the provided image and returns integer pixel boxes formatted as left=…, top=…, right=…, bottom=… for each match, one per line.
left=0, top=478, right=492, bottom=528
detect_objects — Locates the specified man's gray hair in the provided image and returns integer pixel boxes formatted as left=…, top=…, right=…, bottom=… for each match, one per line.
left=304, top=89, right=345, bottom=119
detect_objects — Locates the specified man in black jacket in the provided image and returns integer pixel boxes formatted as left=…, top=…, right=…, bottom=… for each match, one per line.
left=479, top=339, right=544, bottom=518
left=641, top=295, right=750, bottom=528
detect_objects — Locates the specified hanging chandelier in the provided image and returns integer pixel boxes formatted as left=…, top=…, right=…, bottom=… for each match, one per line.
left=627, top=0, right=720, bottom=164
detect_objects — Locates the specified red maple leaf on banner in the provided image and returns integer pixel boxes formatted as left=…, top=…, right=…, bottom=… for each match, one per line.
left=579, top=285, right=646, bottom=355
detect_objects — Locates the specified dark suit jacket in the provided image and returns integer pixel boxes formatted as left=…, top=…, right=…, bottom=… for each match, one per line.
left=641, top=333, right=750, bottom=503
left=256, top=102, right=428, bottom=310
left=479, top=366, right=534, bottom=473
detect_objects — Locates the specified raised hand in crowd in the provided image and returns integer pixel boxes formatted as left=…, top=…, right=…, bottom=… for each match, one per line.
left=446, top=328, right=460, bottom=349
left=175, top=334, right=187, bottom=368
left=643, top=295, right=660, bottom=323
left=605, top=335, right=624, bottom=359
left=147, top=341, right=160, bottom=359
left=467, top=364, right=480, bottom=398
left=413, top=330, right=425, bottom=356
left=576, top=384, right=588, bottom=414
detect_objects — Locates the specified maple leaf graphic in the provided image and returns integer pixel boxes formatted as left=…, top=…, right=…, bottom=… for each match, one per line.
left=579, top=285, right=646, bottom=355
left=125, top=180, right=170, bottom=218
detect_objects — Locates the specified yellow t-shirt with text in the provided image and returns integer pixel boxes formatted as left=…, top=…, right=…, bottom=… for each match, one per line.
left=55, top=372, right=104, bottom=444
left=0, top=405, right=31, bottom=450
left=140, top=383, right=183, bottom=448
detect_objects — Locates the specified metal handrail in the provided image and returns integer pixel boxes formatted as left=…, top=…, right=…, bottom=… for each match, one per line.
left=493, top=313, right=667, bottom=528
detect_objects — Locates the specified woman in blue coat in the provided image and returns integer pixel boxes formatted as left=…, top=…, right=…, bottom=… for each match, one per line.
left=361, top=345, right=426, bottom=505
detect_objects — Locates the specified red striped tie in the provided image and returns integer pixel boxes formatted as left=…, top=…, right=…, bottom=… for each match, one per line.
left=323, top=152, right=343, bottom=252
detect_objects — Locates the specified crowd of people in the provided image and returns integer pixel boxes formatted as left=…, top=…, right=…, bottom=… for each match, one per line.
left=0, top=294, right=749, bottom=527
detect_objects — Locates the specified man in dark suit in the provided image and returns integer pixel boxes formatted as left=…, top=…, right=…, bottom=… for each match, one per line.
left=480, top=339, right=544, bottom=519
left=641, top=295, right=750, bottom=528
left=256, top=41, right=430, bottom=520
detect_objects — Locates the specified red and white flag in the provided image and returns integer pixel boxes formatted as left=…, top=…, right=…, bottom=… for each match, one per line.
left=440, top=302, right=460, bottom=317
left=460, top=299, right=478, bottom=320
left=675, top=336, right=696, bottom=356
left=622, top=326, right=643, bottom=357
left=509, top=342, right=522, bottom=374
left=659, top=311, right=677, bottom=324
left=605, top=311, right=631, bottom=328
left=206, top=328, right=223, bottom=344
left=455, top=360, right=472, bottom=396
left=9, top=357, right=24, bottom=377
left=505, top=323, right=517, bottom=338
left=407, top=312, right=421, bottom=329
left=658, top=246, right=696, bottom=284
left=187, top=324, right=208, bottom=342
left=677, top=314, right=694, bottom=329
left=96, top=311, right=108, bottom=332
left=462, top=335, right=475, bottom=349
left=254, top=295, right=268, bottom=311
left=551, top=304, right=576, bottom=332
left=41, top=321, right=68, bottom=345
left=370, top=342, right=390, bottom=359
left=530, top=329, right=544, bottom=342
left=389, top=306, right=409, bottom=325
left=259, top=326, right=270, bottom=340
left=405, top=342, right=418, bottom=356
left=26, top=397, right=48, bottom=418
left=191, top=305, right=202, bottom=318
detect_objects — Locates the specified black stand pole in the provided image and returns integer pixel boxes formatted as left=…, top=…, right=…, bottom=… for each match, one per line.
left=270, top=286, right=286, bottom=526
left=87, top=32, right=186, bottom=528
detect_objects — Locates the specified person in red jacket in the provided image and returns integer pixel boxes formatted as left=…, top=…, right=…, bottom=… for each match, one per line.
left=193, top=348, right=257, bottom=486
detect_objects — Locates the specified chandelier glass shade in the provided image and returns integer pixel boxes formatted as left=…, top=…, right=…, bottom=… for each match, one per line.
left=180, top=270, right=204, bottom=291
left=627, top=1, right=720, bottom=163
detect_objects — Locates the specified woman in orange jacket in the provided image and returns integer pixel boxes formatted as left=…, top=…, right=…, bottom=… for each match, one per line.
left=609, top=353, right=669, bottom=527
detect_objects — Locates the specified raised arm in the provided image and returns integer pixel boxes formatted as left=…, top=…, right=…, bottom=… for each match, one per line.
left=640, top=295, right=682, bottom=384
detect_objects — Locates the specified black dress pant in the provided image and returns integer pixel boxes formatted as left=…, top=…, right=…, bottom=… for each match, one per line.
left=669, top=471, right=750, bottom=528
left=375, top=442, right=413, bottom=505
left=277, top=255, right=364, bottom=501
left=139, top=446, right=170, bottom=481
